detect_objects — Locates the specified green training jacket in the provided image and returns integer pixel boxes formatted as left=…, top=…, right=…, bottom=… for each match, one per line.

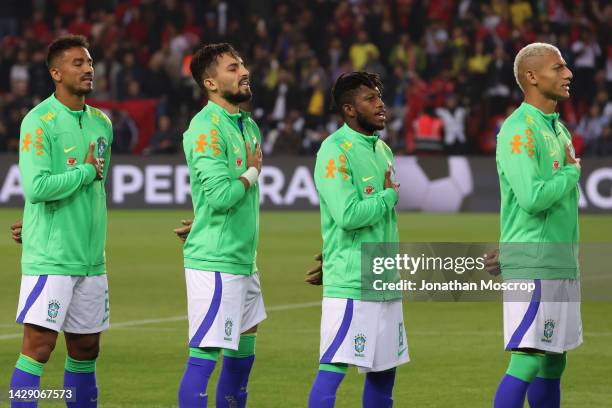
left=182, top=101, right=261, bottom=275
left=315, top=123, right=400, bottom=300
left=19, top=94, right=112, bottom=276
left=496, top=102, right=580, bottom=279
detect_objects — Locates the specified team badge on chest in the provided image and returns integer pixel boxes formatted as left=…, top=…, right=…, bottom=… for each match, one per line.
left=236, top=158, right=243, bottom=167
left=67, top=157, right=77, bottom=166
left=97, top=137, right=107, bottom=157
left=364, top=185, right=375, bottom=195
left=552, top=160, right=559, bottom=170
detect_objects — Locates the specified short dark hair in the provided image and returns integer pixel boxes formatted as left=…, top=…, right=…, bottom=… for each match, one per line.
left=190, top=43, right=240, bottom=91
left=46, top=35, right=90, bottom=68
left=332, top=71, right=383, bottom=113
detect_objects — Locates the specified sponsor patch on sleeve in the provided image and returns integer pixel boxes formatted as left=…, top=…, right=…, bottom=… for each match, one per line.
left=21, top=132, right=32, bottom=153
left=510, top=128, right=536, bottom=158
left=34, top=128, right=44, bottom=156
left=195, top=134, right=208, bottom=154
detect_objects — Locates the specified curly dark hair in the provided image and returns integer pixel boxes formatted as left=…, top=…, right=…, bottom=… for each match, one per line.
left=331, top=71, right=383, bottom=114
left=46, top=34, right=90, bottom=68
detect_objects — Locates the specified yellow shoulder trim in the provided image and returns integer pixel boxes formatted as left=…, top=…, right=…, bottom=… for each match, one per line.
left=39, top=111, right=56, bottom=123
left=90, top=107, right=111, bottom=125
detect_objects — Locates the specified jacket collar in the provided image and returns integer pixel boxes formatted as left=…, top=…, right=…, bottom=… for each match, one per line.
left=50, top=93, right=89, bottom=116
left=521, top=102, right=559, bottom=122
left=206, top=100, right=250, bottom=125
left=341, top=123, right=379, bottom=148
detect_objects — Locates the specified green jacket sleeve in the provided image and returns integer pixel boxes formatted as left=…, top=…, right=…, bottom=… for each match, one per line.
left=315, top=142, right=397, bottom=231
left=189, top=124, right=246, bottom=211
left=19, top=115, right=96, bottom=204
left=497, top=125, right=579, bottom=215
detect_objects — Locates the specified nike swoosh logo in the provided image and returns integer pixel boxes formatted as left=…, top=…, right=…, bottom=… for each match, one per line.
left=233, top=146, right=240, bottom=154
left=398, top=347, right=407, bottom=356
left=64, top=146, right=77, bottom=153
left=362, top=176, right=374, bottom=182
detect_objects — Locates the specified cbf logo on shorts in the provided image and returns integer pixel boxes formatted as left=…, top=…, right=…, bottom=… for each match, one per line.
left=542, top=319, right=556, bottom=343
left=354, top=333, right=367, bottom=357
left=46, top=300, right=60, bottom=323
left=224, top=318, right=234, bottom=341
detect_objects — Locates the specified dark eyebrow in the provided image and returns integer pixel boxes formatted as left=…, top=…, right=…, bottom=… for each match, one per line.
left=226, top=62, right=239, bottom=69
left=73, top=57, right=92, bottom=63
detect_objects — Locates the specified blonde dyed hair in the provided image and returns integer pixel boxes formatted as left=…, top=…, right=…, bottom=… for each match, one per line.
left=513, top=42, right=561, bottom=91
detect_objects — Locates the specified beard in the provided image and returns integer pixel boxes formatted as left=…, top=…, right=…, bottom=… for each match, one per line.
left=356, top=111, right=384, bottom=134
left=222, top=87, right=252, bottom=105
left=75, top=87, right=93, bottom=96
left=68, top=82, right=93, bottom=96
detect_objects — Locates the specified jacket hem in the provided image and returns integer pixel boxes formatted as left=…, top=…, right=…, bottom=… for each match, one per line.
left=323, top=286, right=403, bottom=301
left=21, top=263, right=106, bottom=276
left=184, top=258, right=256, bottom=275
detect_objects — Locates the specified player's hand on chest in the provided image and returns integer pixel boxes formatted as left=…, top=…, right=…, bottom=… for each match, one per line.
left=537, top=124, right=567, bottom=176
left=348, top=145, right=388, bottom=197
left=224, top=123, right=257, bottom=175
left=54, top=116, right=108, bottom=171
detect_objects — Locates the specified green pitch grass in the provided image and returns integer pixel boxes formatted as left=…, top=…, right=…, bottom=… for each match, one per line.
left=0, top=210, right=610, bottom=407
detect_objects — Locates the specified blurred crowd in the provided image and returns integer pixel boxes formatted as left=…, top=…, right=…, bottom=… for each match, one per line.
left=0, top=0, right=611, bottom=156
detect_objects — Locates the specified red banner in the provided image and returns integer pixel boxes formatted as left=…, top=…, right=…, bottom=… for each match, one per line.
left=87, top=99, right=158, bottom=154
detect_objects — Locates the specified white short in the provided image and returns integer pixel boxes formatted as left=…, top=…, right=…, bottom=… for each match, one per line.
left=185, top=269, right=266, bottom=350
left=319, top=298, right=409, bottom=373
left=16, top=274, right=110, bottom=334
left=503, top=279, right=582, bottom=353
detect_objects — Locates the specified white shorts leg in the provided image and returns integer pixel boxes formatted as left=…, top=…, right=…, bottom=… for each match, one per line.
left=503, top=279, right=582, bottom=353
left=63, top=275, right=110, bottom=334
left=185, top=269, right=266, bottom=350
left=240, top=272, right=267, bottom=332
left=16, top=275, right=75, bottom=332
left=16, top=274, right=109, bottom=334
left=360, top=300, right=410, bottom=373
left=319, top=298, right=409, bottom=371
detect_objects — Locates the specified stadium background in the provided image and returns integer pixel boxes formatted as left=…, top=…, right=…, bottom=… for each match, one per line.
left=0, top=1, right=611, bottom=407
